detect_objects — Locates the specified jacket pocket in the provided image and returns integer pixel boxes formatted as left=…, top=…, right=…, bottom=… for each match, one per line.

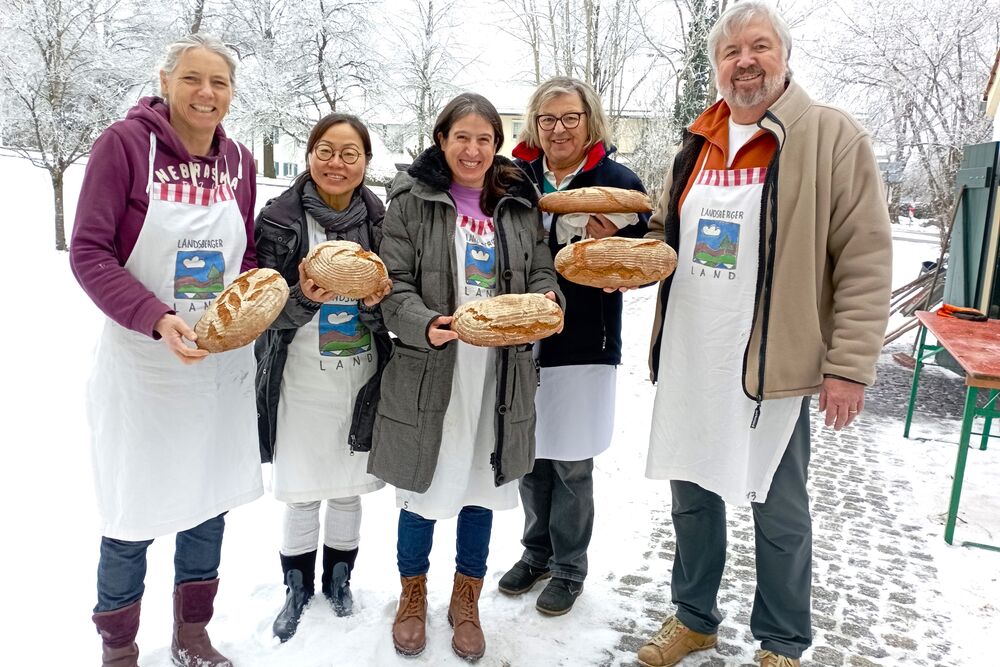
left=510, top=349, right=538, bottom=423
left=377, top=343, right=428, bottom=426
left=257, top=220, right=296, bottom=271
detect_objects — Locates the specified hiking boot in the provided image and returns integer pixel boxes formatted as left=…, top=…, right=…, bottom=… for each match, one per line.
left=447, top=572, right=485, bottom=661
left=392, top=575, right=427, bottom=657
left=497, top=560, right=551, bottom=595
left=534, top=578, right=583, bottom=616
left=637, top=615, right=717, bottom=667
left=756, top=649, right=801, bottom=667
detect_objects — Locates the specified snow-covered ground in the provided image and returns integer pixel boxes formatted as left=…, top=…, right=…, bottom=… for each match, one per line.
left=2, top=150, right=997, bottom=665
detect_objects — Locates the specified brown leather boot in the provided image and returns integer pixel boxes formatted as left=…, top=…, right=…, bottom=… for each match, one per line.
left=170, top=579, right=233, bottom=667
left=92, top=599, right=141, bottom=667
left=756, top=649, right=801, bottom=666
left=447, top=572, right=485, bottom=661
left=392, top=574, right=427, bottom=656
left=637, top=615, right=716, bottom=667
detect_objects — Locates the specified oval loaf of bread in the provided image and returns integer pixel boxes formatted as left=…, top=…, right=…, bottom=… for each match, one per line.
left=538, top=186, right=653, bottom=214
left=303, top=240, right=392, bottom=299
left=452, top=293, right=564, bottom=347
left=554, top=237, right=678, bottom=289
left=194, top=268, right=290, bottom=353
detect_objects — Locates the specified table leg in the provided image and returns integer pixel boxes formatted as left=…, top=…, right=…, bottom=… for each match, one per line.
left=945, top=388, right=978, bottom=545
left=979, top=390, right=997, bottom=451
left=904, top=326, right=929, bottom=438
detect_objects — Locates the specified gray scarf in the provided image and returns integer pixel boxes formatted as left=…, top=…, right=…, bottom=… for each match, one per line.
left=302, top=180, right=372, bottom=250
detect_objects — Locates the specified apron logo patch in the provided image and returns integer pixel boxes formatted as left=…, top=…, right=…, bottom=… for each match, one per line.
left=319, top=301, right=371, bottom=357
left=693, top=219, right=740, bottom=270
left=465, top=243, right=496, bottom=291
left=174, top=250, right=225, bottom=299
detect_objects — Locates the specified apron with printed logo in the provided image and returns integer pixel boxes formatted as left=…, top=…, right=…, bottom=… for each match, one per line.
left=272, top=214, right=384, bottom=503
left=87, top=133, right=263, bottom=541
left=646, top=158, right=801, bottom=504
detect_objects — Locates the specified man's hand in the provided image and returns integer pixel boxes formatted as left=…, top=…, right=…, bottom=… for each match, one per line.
left=818, top=376, right=865, bottom=430
left=297, top=260, right=338, bottom=303
left=428, top=315, right=459, bottom=347
left=154, top=314, right=209, bottom=365
left=585, top=213, right=618, bottom=240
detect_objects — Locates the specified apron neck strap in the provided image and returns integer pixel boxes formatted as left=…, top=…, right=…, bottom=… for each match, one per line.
left=146, top=132, right=157, bottom=194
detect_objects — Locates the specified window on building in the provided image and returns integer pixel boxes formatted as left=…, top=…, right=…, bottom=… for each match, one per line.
left=511, top=120, right=524, bottom=139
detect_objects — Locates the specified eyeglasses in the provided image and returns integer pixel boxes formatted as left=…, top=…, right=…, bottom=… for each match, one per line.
left=536, top=112, right=587, bottom=131
left=313, top=145, right=362, bottom=164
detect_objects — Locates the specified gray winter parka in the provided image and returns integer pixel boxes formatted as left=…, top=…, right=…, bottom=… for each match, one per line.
left=368, top=147, right=565, bottom=493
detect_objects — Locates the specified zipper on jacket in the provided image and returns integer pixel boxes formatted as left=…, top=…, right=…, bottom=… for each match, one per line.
left=742, top=112, right=786, bottom=428
left=493, top=201, right=514, bottom=482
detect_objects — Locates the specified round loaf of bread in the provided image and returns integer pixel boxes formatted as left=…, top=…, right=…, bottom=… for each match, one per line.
left=194, top=268, right=289, bottom=353
left=554, top=237, right=678, bottom=289
left=303, top=240, right=392, bottom=299
left=452, top=293, right=564, bottom=347
left=538, top=186, right=653, bottom=214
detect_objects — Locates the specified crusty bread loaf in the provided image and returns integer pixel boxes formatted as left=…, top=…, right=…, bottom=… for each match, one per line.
left=303, top=240, right=392, bottom=299
left=452, top=293, right=563, bottom=347
left=194, top=268, right=289, bottom=353
left=538, top=186, right=653, bottom=214
left=554, top=237, right=677, bottom=289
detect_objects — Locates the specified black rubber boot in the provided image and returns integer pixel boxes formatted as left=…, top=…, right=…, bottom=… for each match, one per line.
left=272, top=551, right=316, bottom=642
left=321, top=546, right=358, bottom=617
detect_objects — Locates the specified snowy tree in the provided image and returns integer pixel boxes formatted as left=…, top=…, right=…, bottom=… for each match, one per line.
left=811, top=0, right=999, bottom=238
left=0, top=0, right=149, bottom=251
left=223, top=0, right=381, bottom=177
left=388, top=0, right=470, bottom=154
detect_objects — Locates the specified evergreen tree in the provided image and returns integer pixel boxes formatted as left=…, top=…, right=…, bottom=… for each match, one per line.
left=671, top=0, right=718, bottom=140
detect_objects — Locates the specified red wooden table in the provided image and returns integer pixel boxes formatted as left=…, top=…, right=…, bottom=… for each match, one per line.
left=903, top=310, right=1000, bottom=549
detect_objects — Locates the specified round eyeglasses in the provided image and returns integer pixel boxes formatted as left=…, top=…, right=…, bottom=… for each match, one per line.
left=536, top=112, right=587, bottom=131
left=313, top=145, right=362, bottom=164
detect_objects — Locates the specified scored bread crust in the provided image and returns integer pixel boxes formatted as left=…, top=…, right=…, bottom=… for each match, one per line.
left=554, top=237, right=678, bottom=289
left=303, top=240, right=392, bottom=299
left=538, top=186, right=653, bottom=214
left=194, top=268, right=290, bottom=353
left=452, top=293, right=564, bottom=347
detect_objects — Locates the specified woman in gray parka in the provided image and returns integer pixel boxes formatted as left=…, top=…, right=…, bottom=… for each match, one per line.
left=369, top=93, right=564, bottom=662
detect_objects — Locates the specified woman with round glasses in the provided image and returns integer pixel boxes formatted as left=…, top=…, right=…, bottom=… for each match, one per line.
left=254, top=113, right=392, bottom=641
left=499, top=77, right=649, bottom=616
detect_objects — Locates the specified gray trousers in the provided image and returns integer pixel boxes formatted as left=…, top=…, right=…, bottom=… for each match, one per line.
left=671, top=397, right=812, bottom=659
left=518, top=457, right=595, bottom=583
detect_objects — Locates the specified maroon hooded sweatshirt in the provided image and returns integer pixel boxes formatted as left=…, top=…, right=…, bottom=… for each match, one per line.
left=70, top=96, right=257, bottom=339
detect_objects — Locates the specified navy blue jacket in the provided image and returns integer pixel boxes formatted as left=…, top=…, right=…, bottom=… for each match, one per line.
left=512, top=142, right=649, bottom=367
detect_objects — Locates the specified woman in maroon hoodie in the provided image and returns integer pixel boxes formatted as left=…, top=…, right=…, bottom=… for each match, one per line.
left=70, top=34, right=262, bottom=667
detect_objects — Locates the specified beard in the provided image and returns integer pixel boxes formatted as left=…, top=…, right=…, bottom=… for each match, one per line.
left=719, top=65, right=787, bottom=110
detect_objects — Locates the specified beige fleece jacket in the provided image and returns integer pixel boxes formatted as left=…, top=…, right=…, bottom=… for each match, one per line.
left=647, top=80, right=892, bottom=398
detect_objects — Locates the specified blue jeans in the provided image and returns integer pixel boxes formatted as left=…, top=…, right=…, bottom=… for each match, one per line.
left=397, top=506, right=492, bottom=579
left=94, top=513, right=226, bottom=613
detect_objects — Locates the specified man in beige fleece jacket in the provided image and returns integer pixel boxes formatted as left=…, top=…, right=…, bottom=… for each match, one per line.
left=637, top=3, right=892, bottom=667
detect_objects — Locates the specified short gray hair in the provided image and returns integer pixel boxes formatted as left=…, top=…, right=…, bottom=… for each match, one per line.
left=518, top=77, right=612, bottom=151
left=707, top=1, right=792, bottom=72
left=160, top=34, right=238, bottom=91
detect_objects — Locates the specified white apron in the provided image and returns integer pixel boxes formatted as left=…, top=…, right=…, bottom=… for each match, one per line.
left=396, top=213, right=518, bottom=520
left=646, top=155, right=800, bottom=505
left=272, top=214, right=384, bottom=503
left=87, top=133, right=263, bottom=541
left=534, top=163, right=617, bottom=462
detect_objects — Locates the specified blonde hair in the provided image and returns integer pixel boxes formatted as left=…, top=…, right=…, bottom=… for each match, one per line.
left=518, top=77, right=611, bottom=152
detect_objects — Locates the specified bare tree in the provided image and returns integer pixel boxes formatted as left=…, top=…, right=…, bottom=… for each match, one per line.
left=389, top=0, right=471, bottom=153
left=811, top=0, right=999, bottom=239
left=0, top=0, right=145, bottom=250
